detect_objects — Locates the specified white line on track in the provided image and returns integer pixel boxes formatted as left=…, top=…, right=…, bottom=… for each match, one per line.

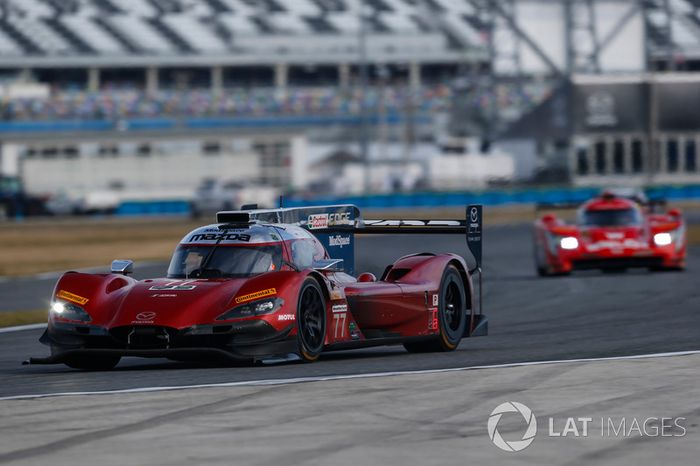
left=0, top=323, right=46, bottom=334
left=3, top=349, right=700, bottom=401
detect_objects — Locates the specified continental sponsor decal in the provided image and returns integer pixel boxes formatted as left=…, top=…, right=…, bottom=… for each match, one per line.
left=235, top=288, right=277, bottom=304
left=56, top=290, right=89, bottom=305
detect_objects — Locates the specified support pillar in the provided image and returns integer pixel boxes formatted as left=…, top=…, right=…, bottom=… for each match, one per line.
left=275, top=63, right=288, bottom=89
left=88, top=67, right=100, bottom=92
left=146, top=66, right=159, bottom=97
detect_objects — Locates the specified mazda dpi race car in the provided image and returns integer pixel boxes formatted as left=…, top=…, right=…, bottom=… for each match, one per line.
left=533, top=191, right=686, bottom=276
left=28, top=205, right=487, bottom=370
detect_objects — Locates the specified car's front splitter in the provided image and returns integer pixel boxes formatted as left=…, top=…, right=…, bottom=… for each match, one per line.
left=31, top=319, right=297, bottom=364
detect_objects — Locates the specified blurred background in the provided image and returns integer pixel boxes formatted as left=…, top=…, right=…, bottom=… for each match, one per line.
left=2, top=0, right=700, bottom=221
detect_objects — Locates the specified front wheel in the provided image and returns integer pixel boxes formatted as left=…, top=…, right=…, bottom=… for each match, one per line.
left=404, top=265, right=467, bottom=353
left=296, top=278, right=327, bottom=362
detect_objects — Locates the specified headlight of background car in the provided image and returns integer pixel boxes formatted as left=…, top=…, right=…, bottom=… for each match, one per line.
left=50, top=301, right=91, bottom=322
left=216, top=297, right=284, bottom=321
left=654, top=224, right=685, bottom=250
left=559, top=236, right=579, bottom=250
left=545, top=232, right=578, bottom=253
left=653, top=232, right=672, bottom=246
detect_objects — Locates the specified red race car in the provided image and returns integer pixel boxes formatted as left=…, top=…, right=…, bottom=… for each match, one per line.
left=533, top=191, right=686, bottom=276
left=28, top=205, right=487, bottom=370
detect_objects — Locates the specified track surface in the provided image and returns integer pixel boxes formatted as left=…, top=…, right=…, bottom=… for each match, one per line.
left=1, top=224, right=699, bottom=398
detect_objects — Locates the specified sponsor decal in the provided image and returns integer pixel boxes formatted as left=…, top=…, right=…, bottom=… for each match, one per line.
left=307, top=212, right=352, bottom=229
left=150, top=294, right=177, bottom=298
left=149, top=280, right=197, bottom=291
left=470, top=207, right=479, bottom=223
left=328, top=234, right=351, bottom=248
left=332, top=304, right=348, bottom=313
left=349, top=322, right=361, bottom=340
left=428, top=308, right=439, bottom=331
left=56, top=290, right=89, bottom=305
left=587, top=239, right=647, bottom=252
left=307, top=214, right=329, bottom=229
left=135, top=311, right=156, bottom=321
left=330, top=290, right=344, bottom=300
left=364, top=219, right=461, bottom=227
left=188, top=233, right=251, bottom=242
left=132, top=311, right=157, bottom=323
left=605, top=232, right=625, bottom=240
left=278, top=314, right=295, bottom=321
left=432, top=294, right=439, bottom=306
left=235, top=288, right=277, bottom=304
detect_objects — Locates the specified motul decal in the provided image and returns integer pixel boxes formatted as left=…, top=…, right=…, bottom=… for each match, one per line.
left=56, top=290, right=89, bottom=305
left=235, top=288, right=277, bottom=304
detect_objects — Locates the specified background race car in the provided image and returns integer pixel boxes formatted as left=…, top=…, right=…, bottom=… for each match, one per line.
left=28, top=204, right=487, bottom=370
left=533, top=191, right=686, bottom=276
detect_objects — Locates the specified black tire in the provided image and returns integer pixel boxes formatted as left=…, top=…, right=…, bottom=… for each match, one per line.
left=404, top=265, right=467, bottom=353
left=296, top=278, right=327, bottom=362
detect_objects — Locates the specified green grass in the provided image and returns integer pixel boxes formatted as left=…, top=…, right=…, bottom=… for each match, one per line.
left=0, top=310, right=47, bottom=328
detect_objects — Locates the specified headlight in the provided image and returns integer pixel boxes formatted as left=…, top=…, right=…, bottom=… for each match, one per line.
left=216, top=297, right=284, bottom=321
left=559, top=236, right=579, bottom=250
left=653, top=232, right=673, bottom=246
left=50, top=301, right=91, bottom=322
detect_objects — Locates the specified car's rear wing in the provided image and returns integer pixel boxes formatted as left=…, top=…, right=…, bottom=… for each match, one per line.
left=217, top=204, right=483, bottom=273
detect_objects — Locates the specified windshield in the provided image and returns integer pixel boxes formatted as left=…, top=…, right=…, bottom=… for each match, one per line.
left=167, top=245, right=282, bottom=278
left=579, top=208, right=642, bottom=227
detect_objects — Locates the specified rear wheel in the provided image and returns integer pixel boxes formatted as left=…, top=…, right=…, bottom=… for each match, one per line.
left=404, top=265, right=467, bottom=353
left=296, top=279, right=326, bottom=362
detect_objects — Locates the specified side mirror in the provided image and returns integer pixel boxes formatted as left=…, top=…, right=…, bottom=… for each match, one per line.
left=541, top=213, right=557, bottom=224
left=668, top=208, right=682, bottom=218
left=312, top=259, right=344, bottom=272
left=111, top=259, right=134, bottom=275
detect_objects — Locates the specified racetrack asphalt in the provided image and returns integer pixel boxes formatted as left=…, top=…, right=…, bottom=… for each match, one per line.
left=1, top=224, right=699, bottom=398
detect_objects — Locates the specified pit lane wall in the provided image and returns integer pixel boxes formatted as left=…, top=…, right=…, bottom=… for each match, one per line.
left=109, top=184, right=700, bottom=216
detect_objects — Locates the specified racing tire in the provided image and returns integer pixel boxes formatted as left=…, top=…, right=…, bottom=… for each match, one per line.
left=296, top=278, right=327, bottom=362
left=404, top=265, right=467, bottom=353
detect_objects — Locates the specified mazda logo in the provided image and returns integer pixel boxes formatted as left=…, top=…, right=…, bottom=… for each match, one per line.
left=135, top=311, right=156, bottom=320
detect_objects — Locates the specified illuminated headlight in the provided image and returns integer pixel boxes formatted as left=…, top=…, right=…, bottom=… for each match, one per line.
left=216, top=297, right=284, bottom=321
left=50, top=301, right=91, bottom=322
left=653, top=232, right=673, bottom=246
left=559, top=236, right=579, bottom=250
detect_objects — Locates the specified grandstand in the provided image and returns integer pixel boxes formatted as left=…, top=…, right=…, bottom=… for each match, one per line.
left=2, top=0, right=700, bottom=203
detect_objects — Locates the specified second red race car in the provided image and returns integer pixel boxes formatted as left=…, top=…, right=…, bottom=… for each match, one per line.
left=533, top=191, right=686, bottom=276
left=27, top=204, right=487, bottom=370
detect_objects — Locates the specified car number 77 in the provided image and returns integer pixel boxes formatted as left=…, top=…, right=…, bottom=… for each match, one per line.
left=333, top=313, right=347, bottom=338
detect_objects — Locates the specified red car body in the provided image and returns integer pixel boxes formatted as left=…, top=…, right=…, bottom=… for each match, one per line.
left=30, top=205, right=487, bottom=369
left=533, top=192, right=686, bottom=275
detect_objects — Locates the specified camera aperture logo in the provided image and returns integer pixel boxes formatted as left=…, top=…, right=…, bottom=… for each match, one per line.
left=488, top=401, right=688, bottom=453
left=488, top=401, right=538, bottom=452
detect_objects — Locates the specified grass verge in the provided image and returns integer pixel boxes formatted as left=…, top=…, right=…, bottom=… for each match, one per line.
left=0, top=310, right=47, bottom=328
